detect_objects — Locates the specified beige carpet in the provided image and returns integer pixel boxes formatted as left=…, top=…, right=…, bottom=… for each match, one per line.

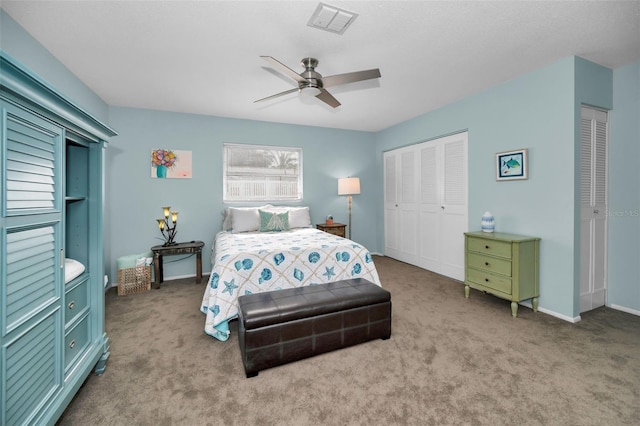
left=57, top=256, right=640, bottom=425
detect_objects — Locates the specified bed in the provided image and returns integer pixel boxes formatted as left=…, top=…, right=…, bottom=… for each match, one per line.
left=200, top=205, right=381, bottom=341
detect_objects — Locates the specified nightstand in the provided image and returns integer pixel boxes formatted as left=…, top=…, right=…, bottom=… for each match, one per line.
left=464, top=231, right=540, bottom=317
left=151, top=241, right=204, bottom=289
left=316, top=223, right=346, bottom=238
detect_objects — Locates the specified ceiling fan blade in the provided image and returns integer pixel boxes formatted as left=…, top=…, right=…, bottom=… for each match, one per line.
left=254, top=88, right=299, bottom=103
left=322, top=68, right=381, bottom=88
left=261, top=56, right=307, bottom=83
left=315, top=88, right=341, bottom=108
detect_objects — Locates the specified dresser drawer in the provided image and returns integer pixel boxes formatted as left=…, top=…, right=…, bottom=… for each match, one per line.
left=467, top=252, right=512, bottom=276
left=467, top=236, right=512, bottom=259
left=65, top=277, right=89, bottom=327
left=466, top=268, right=512, bottom=295
left=65, top=315, right=90, bottom=373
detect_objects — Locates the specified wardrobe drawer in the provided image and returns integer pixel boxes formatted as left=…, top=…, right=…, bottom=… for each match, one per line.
left=467, top=237, right=512, bottom=259
left=65, top=278, right=89, bottom=327
left=467, top=252, right=512, bottom=276
left=466, top=268, right=512, bottom=295
left=65, top=315, right=90, bottom=373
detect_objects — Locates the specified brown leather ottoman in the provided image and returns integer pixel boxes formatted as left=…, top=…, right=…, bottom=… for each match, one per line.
left=237, top=278, right=392, bottom=377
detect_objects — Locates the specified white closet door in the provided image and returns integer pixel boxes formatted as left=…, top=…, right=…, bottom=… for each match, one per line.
left=399, top=149, right=420, bottom=264
left=384, top=147, right=419, bottom=264
left=384, top=152, right=399, bottom=255
left=439, top=135, right=468, bottom=280
left=384, top=132, right=468, bottom=280
left=580, top=107, right=608, bottom=312
left=418, top=144, right=439, bottom=271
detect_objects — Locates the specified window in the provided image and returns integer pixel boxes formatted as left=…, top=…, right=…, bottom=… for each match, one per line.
left=223, top=143, right=302, bottom=202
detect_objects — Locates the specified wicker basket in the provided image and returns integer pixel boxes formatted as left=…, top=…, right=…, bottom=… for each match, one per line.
left=117, top=265, right=151, bottom=296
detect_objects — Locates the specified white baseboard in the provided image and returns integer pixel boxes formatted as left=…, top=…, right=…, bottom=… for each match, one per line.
left=536, top=306, right=582, bottom=323
left=533, top=304, right=639, bottom=322
left=609, top=304, right=640, bottom=316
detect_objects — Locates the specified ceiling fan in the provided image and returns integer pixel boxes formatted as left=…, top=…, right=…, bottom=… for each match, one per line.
left=254, top=56, right=381, bottom=108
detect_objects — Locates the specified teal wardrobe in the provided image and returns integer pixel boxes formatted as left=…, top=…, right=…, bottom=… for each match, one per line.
left=1, top=51, right=117, bottom=425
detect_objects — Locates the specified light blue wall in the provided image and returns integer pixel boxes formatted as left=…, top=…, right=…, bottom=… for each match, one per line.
left=106, top=107, right=378, bottom=281
left=0, top=10, right=109, bottom=122
left=609, top=61, right=640, bottom=313
left=375, top=57, right=614, bottom=320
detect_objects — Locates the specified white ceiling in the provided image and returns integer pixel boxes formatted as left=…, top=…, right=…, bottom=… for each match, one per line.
left=2, top=0, right=639, bottom=132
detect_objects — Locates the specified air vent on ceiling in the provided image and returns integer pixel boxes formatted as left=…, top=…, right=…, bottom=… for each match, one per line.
left=307, top=2, right=358, bottom=35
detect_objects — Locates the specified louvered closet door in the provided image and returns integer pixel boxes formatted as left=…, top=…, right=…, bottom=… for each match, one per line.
left=384, top=151, right=399, bottom=256
left=384, top=146, right=420, bottom=264
left=438, top=134, right=468, bottom=280
left=1, top=100, right=64, bottom=426
left=580, top=107, right=608, bottom=313
left=418, top=133, right=467, bottom=280
left=385, top=132, right=468, bottom=280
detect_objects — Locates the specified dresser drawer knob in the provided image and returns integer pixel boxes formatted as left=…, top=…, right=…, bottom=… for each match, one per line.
left=485, top=262, right=489, bottom=266
left=485, top=245, right=490, bottom=249
left=69, top=340, right=76, bottom=349
left=485, top=278, right=489, bottom=282
left=68, top=301, right=75, bottom=310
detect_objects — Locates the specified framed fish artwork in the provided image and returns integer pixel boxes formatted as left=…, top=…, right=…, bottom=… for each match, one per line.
left=496, top=148, right=528, bottom=181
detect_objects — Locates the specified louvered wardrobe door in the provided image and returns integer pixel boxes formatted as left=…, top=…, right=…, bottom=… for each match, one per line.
left=1, top=100, right=64, bottom=426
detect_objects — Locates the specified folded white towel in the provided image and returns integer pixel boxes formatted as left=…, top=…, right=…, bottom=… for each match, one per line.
left=65, top=258, right=85, bottom=283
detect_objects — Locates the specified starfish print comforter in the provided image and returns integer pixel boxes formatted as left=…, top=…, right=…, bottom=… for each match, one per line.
left=200, top=228, right=381, bottom=341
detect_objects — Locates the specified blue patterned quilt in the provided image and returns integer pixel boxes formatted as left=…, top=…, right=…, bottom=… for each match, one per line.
left=200, top=228, right=381, bottom=341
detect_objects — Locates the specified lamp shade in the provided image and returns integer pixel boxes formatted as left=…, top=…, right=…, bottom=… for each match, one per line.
left=338, top=177, right=361, bottom=195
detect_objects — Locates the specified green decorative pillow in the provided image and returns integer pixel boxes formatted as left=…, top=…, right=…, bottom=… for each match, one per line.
left=259, top=210, right=290, bottom=232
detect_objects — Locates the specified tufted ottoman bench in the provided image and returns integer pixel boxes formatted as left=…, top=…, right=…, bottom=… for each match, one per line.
left=237, top=278, right=392, bottom=377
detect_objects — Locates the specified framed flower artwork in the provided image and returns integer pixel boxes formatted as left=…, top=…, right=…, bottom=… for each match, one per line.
left=496, top=148, right=528, bottom=181
left=151, top=149, right=192, bottom=179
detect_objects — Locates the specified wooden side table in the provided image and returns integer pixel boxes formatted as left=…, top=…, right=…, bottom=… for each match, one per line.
left=151, top=241, right=204, bottom=289
left=316, top=223, right=346, bottom=238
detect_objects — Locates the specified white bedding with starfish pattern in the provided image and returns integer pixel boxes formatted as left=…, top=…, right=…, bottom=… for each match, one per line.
left=200, top=228, right=381, bottom=341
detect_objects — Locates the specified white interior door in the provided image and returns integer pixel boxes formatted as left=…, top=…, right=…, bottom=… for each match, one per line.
left=439, top=135, right=468, bottom=280
left=384, top=146, right=420, bottom=265
left=384, top=152, right=399, bottom=256
left=384, top=132, right=468, bottom=280
left=580, top=106, right=608, bottom=312
left=418, top=144, right=440, bottom=272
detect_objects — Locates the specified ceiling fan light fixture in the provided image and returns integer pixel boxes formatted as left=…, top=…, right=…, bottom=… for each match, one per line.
left=300, top=86, right=322, bottom=97
left=255, top=55, right=380, bottom=109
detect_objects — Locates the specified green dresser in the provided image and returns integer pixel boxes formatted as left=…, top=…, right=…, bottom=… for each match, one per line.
left=464, top=231, right=540, bottom=317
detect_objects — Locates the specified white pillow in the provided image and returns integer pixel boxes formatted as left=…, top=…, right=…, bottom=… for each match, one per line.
left=264, top=206, right=311, bottom=229
left=230, top=208, right=260, bottom=233
left=288, top=207, right=311, bottom=229
left=221, top=209, right=232, bottom=231
left=222, top=205, right=272, bottom=232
